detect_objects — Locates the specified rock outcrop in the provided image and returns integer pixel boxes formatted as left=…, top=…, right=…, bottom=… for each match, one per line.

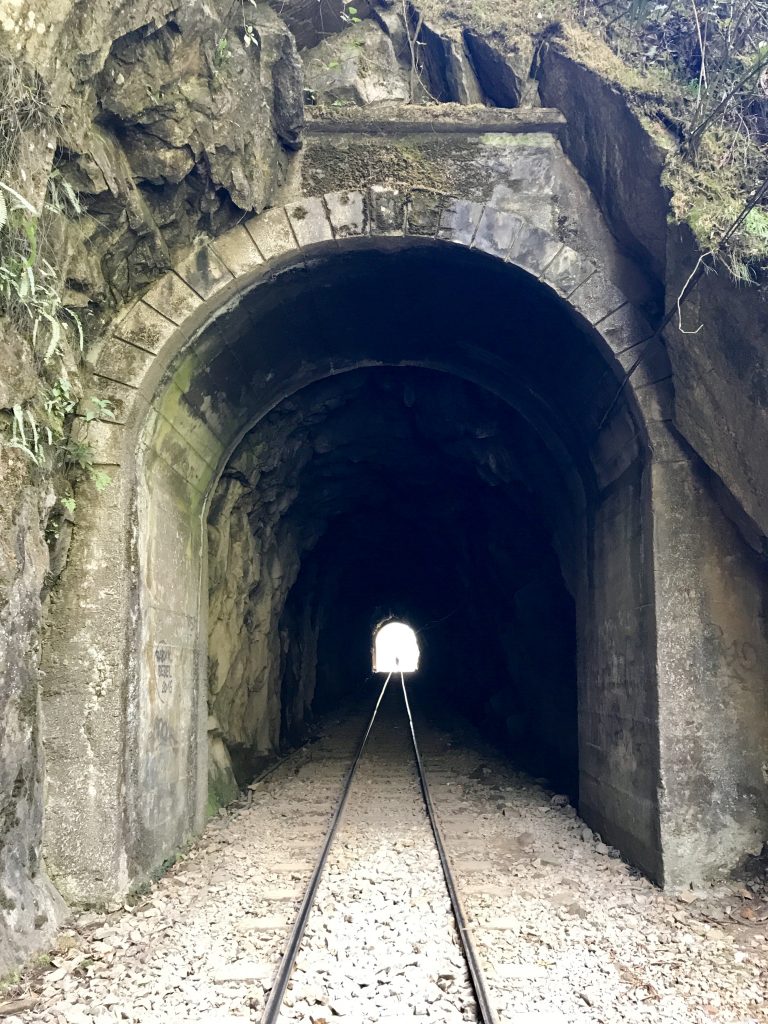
left=0, top=0, right=302, bottom=973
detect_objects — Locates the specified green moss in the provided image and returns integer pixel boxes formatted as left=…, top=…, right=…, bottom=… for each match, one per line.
left=207, top=760, right=240, bottom=818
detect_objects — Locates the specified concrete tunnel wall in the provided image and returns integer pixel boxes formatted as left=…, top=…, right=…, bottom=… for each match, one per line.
left=40, top=188, right=768, bottom=906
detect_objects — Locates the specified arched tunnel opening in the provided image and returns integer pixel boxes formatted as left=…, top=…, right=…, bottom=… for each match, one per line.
left=135, top=236, right=660, bottom=878
left=207, top=366, right=579, bottom=796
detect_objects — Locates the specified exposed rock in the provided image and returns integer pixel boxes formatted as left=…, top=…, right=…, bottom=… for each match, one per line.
left=0, top=449, right=66, bottom=975
left=55, top=2, right=303, bottom=303
left=206, top=718, right=239, bottom=816
left=303, top=20, right=409, bottom=107
left=412, top=18, right=484, bottom=104
left=267, top=0, right=374, bottom=51
left=462, top=29, right=525, bottom=107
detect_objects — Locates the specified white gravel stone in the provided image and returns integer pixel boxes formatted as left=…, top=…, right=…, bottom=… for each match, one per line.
left=5, top=695, right=766, bottom=1024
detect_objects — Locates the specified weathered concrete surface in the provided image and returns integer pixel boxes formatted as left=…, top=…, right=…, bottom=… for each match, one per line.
left=0, top=451, right=66, bottom=973
left=654, top=443, right=768, bottom=885
left=664, top=225, right=768, bottom=548
left=537, top=42, right=670, bottom=288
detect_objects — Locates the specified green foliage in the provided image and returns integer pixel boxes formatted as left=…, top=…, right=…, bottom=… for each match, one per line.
left=214, top=35, right=230, bottom=67
left=7, top=375, right=115, bottom=493
left=0, top=178, right=112, bottom=497
left=745, top=207, right=768, bottom=241
left=341, top=0, right=361, bottom=25
left=582, top=0, right=768, bottom=271
left=0, top=55, right=114, bottom=502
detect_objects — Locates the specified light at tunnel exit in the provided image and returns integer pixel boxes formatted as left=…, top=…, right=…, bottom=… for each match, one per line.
left=373, top=621, right=420, bottom=673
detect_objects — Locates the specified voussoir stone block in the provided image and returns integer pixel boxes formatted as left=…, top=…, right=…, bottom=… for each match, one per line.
left=369, top=186, right=405, bottom=236
left=472, top=206, right=524, bottom=258
left=286, top=197, right=334, bottom=247
left=542, top=246, right=597, bottom=298
left=324, top=191, right=367, bottom=239
left=616, top=335, right=671, bottom=385
left=95, top=336, right=157, bottom=389
left=438, top=199, right=484, bottom=245
left=569, top=270, right=627, bottom=325
left=175, top=246, right=234, bottom=301
left=598, top=303, right=653, bottom=354
left=143, top=272, right=203, bottom=327
left=406, top=190, right=445, bottom=237
left=244, top=207, right=298, bottom=262
left=112, top=300, right=179, bottom=355
left=71, top=416, right=125, bottom=465
left=211, top=225, right=265, bottom=278
left=507, top=222, right=562, bottom=277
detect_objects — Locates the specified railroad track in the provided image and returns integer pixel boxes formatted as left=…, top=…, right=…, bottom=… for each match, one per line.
left=261, top=674, right=498, bottom=1024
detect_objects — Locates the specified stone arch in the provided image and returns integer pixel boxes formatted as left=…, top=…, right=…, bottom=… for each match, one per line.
left=42, top=188, right=768, bottom=903
left=86, top=189, right=670, bottom=446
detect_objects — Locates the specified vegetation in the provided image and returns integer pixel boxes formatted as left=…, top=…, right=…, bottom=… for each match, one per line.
left=580, top=0, right=768, bottom=277
left=0, top=54, right=112, bottom=507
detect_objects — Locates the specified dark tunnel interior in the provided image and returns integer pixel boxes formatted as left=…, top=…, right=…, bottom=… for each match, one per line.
left=207, top=365, right=580, bottom=797
left=200, top=242, right=652, bottom=815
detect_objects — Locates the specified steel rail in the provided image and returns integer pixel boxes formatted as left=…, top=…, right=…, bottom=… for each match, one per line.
left=399, top=673, right=500, bottom=1024
left=260, top=672, right=393, bottom=1024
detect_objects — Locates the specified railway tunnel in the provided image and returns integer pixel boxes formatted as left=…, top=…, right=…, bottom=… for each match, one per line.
left=200, top=239, right=640, bottom=808
left=40, top=185, right=768, bottom=923
left=5, top=0, right=768, bottom=1007
left=196, top=234, right=646, bottom=852
left=68, top=228, right=664, bottom=882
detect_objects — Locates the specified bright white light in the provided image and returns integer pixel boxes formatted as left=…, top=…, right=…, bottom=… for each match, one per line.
left=373, top=621, right=420, bottom=673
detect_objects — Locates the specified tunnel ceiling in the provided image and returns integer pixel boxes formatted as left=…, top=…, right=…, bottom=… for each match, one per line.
left=207, top=366, right=578, bottom=792
left=172, top=240, right=645, bottom=508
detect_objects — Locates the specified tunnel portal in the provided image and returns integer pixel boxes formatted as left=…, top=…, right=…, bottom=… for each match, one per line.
left=42, top=177, right=768, bottom=904
left=372, top=622, right=421, bottom=675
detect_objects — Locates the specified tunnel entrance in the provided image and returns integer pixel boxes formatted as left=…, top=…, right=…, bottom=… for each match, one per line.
left=206, top=366, right=580, bottom=796
left=140, top=236, right=661, bottom=883
left=46, top=199, right=768, bottom=901
left=373, top=622, right=420, bottom=674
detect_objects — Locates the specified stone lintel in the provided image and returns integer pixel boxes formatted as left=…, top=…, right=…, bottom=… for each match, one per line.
left=305, top=104, right=566, bottom=136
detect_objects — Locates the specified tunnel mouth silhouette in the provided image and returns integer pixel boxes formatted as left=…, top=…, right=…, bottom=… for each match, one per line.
left=82, top=234, right=664, bottom=889
left=207, top=364, right=581, bottom=796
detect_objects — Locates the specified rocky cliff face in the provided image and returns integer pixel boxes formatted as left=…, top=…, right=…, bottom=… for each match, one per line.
left=0, top=0, right=302, bottom=974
